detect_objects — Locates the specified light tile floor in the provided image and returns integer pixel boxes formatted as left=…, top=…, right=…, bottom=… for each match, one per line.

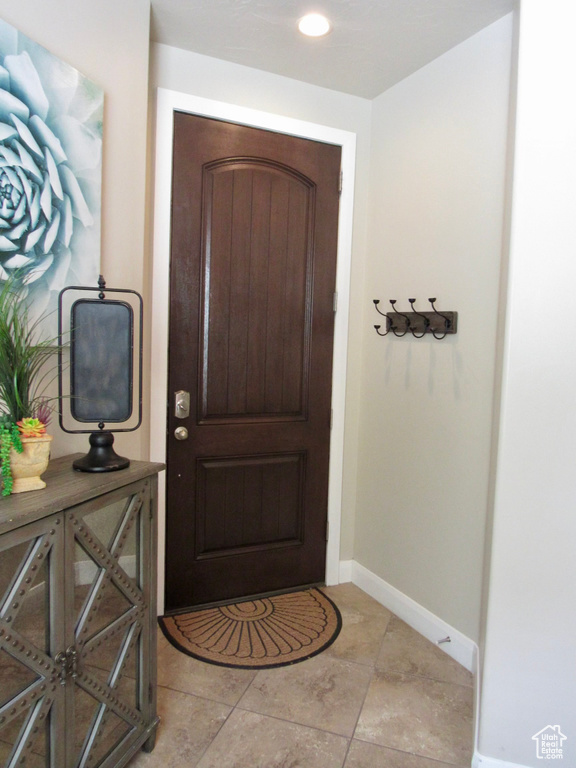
left=130, top=584, right=474, bottom=768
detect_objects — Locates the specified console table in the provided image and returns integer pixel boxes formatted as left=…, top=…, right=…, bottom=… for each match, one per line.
left=0, top=454, right=164, bottom=768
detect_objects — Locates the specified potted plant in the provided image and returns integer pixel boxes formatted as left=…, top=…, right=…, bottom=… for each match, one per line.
left=0, top=276, right=59, bottom=495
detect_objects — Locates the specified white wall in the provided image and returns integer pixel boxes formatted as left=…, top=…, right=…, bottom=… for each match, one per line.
left=355, top=17, right=514, bottom=642
left=478, top=3, right=576, bottom=766
left=0, top=0, right=151, bottom=461
left=150, top=44, right=373, bottom=560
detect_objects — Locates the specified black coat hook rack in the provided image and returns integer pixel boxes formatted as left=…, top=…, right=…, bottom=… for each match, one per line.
left=373, top=298, right=457, bottom=340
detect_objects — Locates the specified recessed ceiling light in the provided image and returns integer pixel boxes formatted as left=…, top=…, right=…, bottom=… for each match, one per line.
left=298, top=13, right=331, bottom=38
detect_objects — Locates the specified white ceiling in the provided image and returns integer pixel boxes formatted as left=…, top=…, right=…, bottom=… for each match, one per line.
left=149, top=0, right=515, bottom=99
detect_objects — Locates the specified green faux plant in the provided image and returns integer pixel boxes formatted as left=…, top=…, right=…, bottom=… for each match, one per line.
left=0, top=415, right=22, bottom=496
left=0, top=274, right=59, bottom=496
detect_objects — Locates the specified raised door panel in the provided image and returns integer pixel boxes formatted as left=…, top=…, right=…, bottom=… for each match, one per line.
left=196, top=452, right=306, bottom=557
left=201, top=160, right=313, bottom=422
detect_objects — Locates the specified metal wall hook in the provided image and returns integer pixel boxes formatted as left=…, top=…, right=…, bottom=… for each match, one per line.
left=389, top=299, right=411, bottom=337
left=373, top=300, right=391, bottom=336
left=408, top=299, right=429, bottom=338
left=428, top=297, right=452, bottom=340
left=372, top=297, right=457, bottom=339
left=373, top=299, right=387, bottom=317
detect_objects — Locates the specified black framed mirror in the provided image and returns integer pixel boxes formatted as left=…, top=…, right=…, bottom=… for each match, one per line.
left=58, top=276, right=143, bottom=472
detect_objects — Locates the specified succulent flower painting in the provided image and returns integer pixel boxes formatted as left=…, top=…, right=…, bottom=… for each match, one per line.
left=0, top=18, right=102, bottom=336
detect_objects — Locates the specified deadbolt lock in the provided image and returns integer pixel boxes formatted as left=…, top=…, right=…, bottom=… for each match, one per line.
left=174, top=426, right=188, bottom=441
left=174, top=390, right=190, bottom=419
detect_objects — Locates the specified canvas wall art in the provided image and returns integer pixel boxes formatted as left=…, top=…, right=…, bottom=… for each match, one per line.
left=0, top=17, right=102, bottom=336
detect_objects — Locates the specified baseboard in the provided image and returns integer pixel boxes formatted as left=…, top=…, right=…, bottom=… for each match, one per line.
left=473, top=642, right=481, bottom=767
left=338, top=559, right=353, bottom=583
left=341, top=560, right=477, bottom=673
left=472, top=755, right=530, bottom=768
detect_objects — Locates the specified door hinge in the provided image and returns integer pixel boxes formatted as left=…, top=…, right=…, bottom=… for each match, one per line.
left=330, top=408, right=333, bottom=430
left=325, top=519, right=329, bottom=542
left=333, top=291, right=338, bottom=313
left=339, top=169, right=343, bottom=195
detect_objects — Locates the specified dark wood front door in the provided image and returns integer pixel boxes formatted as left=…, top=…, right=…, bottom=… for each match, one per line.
left=165, top=113, right=341, bottom=612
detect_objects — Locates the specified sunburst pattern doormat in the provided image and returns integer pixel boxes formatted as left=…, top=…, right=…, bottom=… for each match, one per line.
left=159, top=588, right=342, bottom=669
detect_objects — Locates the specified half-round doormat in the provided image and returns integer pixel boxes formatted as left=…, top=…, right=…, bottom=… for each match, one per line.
left=159, top=588, right=342, bottom=669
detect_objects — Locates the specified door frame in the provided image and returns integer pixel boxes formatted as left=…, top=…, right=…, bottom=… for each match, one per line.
left=150, top=87, right=356, bottom=614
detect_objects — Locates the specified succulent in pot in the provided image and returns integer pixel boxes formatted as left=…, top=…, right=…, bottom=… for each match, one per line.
left=0, top=274, right=59, bottom=495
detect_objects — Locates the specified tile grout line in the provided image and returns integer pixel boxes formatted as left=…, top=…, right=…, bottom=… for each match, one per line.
left=193, top=665, right=263, bottom=766
left=232, top=704, right=356, bottom=741
left=338, top=605, right=393, bottom=766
